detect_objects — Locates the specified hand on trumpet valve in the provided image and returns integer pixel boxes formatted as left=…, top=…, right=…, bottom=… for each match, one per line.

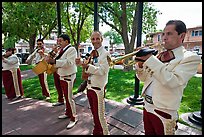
left=134, top=48, right=158, bottom=62
left=37, top=49, right=44, bottom=56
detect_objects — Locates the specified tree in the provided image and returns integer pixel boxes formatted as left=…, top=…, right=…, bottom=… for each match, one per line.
left=61, top=2, right=94, bottom=52
left=103, top=29, right=123, bottom=52
left=85, top=2, right=161, bottom=71
left=2, top=2, right=57, bottom=53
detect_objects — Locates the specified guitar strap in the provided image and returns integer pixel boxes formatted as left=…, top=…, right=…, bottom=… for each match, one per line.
left=55, top=45, right=71, bottom=60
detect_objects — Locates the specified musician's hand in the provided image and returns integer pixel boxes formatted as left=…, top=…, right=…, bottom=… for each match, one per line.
left=46, top=58, right=55, bottom=64
left=38, top=50, right=44, bottom=56
left=75, top=57, right=82, bottom=66
left=135, top=53, right=152, bottom=62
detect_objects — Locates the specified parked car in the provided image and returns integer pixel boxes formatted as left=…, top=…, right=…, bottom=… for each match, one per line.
left=15, top=52, right=30, bottom=64
left=111, top=52, right=120, bottom=57
left=15, top=53, right=22, bottom=64
left=2, top=49, right=6, bottom=55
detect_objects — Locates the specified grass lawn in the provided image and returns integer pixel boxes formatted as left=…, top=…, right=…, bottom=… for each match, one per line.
left=2, top=64, right=202, bottom=127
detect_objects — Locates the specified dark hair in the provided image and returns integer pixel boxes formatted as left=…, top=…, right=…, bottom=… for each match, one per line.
left=37, top=38, right=44, bottom=43
left=6, top=48, right=16, bottom=54
left=59, top=34, right=70, bottom=43
left=166, top=20, right=187, bottom=35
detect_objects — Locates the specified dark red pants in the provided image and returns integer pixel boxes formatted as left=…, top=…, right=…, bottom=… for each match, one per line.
left=2, top=68, right=24, bottom=99
left=38, top=72, right=50, bottom=97
left=53, top=72, right=64, bottom=103
left=87, top=88, right=109, bottom=135
left=60, top=79, right=76, bottom=121
left=143, top=108, right=165, bottom=135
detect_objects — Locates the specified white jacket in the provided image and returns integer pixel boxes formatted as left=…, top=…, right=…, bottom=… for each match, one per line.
left=2, top=54, right=20, bottom=70
left=85, top=46, right=111, bottom=90
left=55, top=45, right=77, bottom=76
left=136, top=46, right=201, bottom=110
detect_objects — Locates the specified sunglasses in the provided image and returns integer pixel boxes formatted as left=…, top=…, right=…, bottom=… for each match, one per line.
left=37, top=43, right=42, bottom=45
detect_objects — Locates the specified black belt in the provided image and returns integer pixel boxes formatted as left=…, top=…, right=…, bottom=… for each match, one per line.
left=91, top=86, right=101, bottom=90
left=145, top=95, right=153, bottom=104
left=64, top=78, right=71, bottom=81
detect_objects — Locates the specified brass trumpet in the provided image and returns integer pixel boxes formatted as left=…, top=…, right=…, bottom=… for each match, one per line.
left=108, top=50, right=139, bottom=67
left=108, top=43, right=163, bottom=67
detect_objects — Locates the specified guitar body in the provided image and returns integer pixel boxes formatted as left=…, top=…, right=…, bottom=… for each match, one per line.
left=82, top=68, right=89, bottom=80
left=46, top=64, right=57, bottom=75
left=32, top=59, right=48, bottom=75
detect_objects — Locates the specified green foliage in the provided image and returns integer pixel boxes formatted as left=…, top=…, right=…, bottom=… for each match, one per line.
left=3, top=36, right=17, bottom=49
left=106, top=69, right=144, bottom=102
left=103, top=30, right=123, bottom=45
left=2, top=2, right=57, bottom=48
left=97, top=2, right=161, bottom=35
left=19, top=64, right=35, bottom=71
left=61, top=2, right=93, bottom=47
left=178, top=76, right=202, bottom=114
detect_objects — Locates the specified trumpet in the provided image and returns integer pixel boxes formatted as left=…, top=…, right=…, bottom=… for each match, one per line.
left=108, top=50, right=139, bottom=67
left=108, top=43, right=163, bottom=67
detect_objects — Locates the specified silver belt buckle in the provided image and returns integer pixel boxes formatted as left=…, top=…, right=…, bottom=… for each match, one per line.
left=145, top=95, right=153, bottom=104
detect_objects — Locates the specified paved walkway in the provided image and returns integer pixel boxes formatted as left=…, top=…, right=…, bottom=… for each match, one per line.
left=2, top=69, right=202, bottom=135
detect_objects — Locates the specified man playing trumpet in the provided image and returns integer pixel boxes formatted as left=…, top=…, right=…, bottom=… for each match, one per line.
left=134, top=20, right=201, bottom=135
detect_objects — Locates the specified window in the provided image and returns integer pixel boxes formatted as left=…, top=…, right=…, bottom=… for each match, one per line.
left=104, top=46, right=108, bottom=51
left=88, top=47, right=92, bottom=52
left=195, top=31, right=198, bottom=36
left=192, top=31, right=195, bottom=36
left=79, top=49, right=84, bottom=53
left=18, top=49, right=22, bottom=53
left=157, top=34, right=161, bottom=42
left=199, top=30, right=202, bottom=36
left=192, top=30, right=202, bottom=37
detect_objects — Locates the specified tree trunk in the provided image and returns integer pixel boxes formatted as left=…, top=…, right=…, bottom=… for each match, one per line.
left=29, top=33, right=37, bottom=53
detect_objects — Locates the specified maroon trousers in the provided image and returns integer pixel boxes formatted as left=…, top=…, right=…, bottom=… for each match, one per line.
left=60, top=79, right=76, bottom=121
left=87, top=88, right=109, bottom=135
left=38, top=72, right=50, bottom=97
left=143, top=108, right=165, bottom=135
left=53, top=72, right=64, bottom=103
left=2, top=68, right=24, bottom=100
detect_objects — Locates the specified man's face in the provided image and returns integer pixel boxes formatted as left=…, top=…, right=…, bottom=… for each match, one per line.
left=5, top=50, right=12, bottom=56
left=90, top=32, right=103, bottom=49
left=58, top=38, right=68, bottom=48
left=162, top=24, right=184, bottom=50
left=37, top=41, right=43, bottom=49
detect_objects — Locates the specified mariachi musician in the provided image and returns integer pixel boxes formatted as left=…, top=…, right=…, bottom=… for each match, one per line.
left=26, top=38, right=51, bottom=100
left=48, top=42, right=65, bottom=107
left=75, top=31, right=111, bottom=135
left=2, top=48, right=24, bottom=100
left=45, top=34, right=78, bottom=129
